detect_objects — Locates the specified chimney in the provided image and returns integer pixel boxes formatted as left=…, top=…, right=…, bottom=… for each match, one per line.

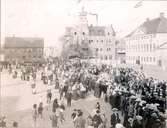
left=146, top=18, right=150, bottom=22
left=160, top=12, right=165, bottom=19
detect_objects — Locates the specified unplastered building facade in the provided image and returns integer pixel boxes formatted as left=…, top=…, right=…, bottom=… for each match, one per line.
left=125, top=13, right=167, bottom=66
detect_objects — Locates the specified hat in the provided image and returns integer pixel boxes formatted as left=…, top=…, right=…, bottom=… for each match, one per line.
left=151, top=113, right=158, bottom=118
left=128, top=118, right=133, bottom=123
left=136, top=115, right=143, bottom=120
left=112, top=108, right=118, bottom=111
left=135, top=98, right=141, bottom=102
left=130, top=95, right=137, bottom=99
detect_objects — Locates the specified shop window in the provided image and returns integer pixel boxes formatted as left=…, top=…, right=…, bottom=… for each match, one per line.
left=109, top=55, right=112, bottom=60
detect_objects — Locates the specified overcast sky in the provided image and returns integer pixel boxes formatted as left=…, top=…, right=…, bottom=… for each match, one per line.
left=1, top=0, right=167, bottom=49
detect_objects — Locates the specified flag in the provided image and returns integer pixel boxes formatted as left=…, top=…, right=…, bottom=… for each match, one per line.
left=77, top=0, right=82, bottom=3
left=134, top=0, right=143, bottom=8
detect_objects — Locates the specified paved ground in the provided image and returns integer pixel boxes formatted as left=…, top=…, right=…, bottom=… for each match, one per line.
left=1, top=65, right=167, bottom=128
left=0, top=71, right=114, bottom=128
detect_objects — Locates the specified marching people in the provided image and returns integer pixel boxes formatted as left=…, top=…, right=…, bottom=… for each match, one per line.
left=0, top=116, right=7, bottom=128
left=3, top=58, right=167, bottom=128
left=66, top=90, right=72, bottom=107
left=46, top=89, right=52, bottom=104
left=52, top=98, right=59, bottom=113
left=59, top=103, right=66, bottom=123
left=71, top=109, right=78, bottom=127
left=38, top=102, right=43, bottom=119
left=32, top=104, right=38, bottom=128
left=110, top=108, right=120, bottom=128
left=50, top=111, right=59, bottom=128
left=75, top=110, right=86, bottom=128
left=92, top=110, right=103, bottom=128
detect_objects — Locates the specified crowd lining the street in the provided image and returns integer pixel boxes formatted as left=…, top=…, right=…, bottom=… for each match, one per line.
left=0, top=59, right=167, bottom=128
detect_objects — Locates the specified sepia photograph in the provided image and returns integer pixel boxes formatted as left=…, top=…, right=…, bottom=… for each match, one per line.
left=0, top=0, right=167, bottom=128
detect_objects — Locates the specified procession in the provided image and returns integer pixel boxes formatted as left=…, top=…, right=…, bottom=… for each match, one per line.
left=1, top=0, right=167, bottom=128
left=0, top=57, right=167, bottom=128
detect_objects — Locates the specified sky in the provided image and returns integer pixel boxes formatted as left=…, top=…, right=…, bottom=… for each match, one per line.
left=1, top=0, right=167, bottom=49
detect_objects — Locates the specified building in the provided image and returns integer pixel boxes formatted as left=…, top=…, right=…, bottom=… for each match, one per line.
left=125, top=13, right=167, bottom=66
left=156, top=42, right=167, bottom=69
left=44, top=47, right=59, bottom=58
left=115, top=39, right=126, bottom=64
left=3, top=37, right=44, bottom=63
left=63, top=8, right=116, bottom=64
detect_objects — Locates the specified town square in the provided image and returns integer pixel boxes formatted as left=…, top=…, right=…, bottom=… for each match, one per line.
left=0, top=0, right=167, bottom=128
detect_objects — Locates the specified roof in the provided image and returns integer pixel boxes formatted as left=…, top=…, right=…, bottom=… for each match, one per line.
left=158, top=42, right=167, bottom=49
left=88, top=26, right=106, bottom=36
left=4, top=37, right=44, bottom=48
left=126, top=15, right=167, bottom=37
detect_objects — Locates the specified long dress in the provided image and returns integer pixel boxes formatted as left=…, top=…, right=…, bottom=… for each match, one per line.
left=50, top=113, right=58, bottom=128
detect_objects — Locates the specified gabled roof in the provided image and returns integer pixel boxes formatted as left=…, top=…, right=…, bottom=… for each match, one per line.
left=88, top=25, right=116, bottom=36
left=4, top=37, right=44, bottom=48
left=88, top=26, right=106, bottom=36
left=126, top=15, right=167, bottom=37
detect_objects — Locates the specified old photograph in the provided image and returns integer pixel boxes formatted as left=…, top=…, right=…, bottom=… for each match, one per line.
left=0, top=0, right=167, bottom=128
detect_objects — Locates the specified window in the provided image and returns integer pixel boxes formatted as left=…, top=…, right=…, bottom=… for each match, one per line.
left=150, top=57, right=152, bottom=62
left=146, top=57, right=149, bottom=62
left=96, top=48, right=99, bottom=52
left=150, top=44, right=152, bottom=52
left=105, top=56, right=108, bottom=60
left=153, top=44, right=156, bottom=51
left=108, top=32, right=110, bottom=35
left=89, top=40, right=91, bottom=44
left=82, top=32, right=85, bottom=35
left=153, top=57, right=156, bottom=62
left=101, top=56, right=103, bottom=60
left=100, top=48, right=102, bottom=51
left=97, top=40, right=98, bottom=43
left=101, top=40, right=103, bottom=43
left=109, top=55, right=112, bottom=60
left=74, top=32, right=77, bottom=35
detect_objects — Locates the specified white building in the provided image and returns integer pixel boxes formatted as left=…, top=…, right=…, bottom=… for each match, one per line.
left=156, top=42, right=167, bottom=69
left=63, top=8, right=116, bottom=64
left=44, top=47, right=59, bottom=58
left=125, top=13, right=167, bottom=66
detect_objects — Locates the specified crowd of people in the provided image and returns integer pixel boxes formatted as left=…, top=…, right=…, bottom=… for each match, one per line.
left=0, top=58, right=167, bottom=128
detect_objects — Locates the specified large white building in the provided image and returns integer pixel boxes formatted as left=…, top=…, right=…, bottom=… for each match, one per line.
left=63, top=8, right=116, bottom=64
left=125, top=13, right=167, bottom=66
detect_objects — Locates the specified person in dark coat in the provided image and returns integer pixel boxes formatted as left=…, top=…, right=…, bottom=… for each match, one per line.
left=133, top=116, right=144, bottom=128
left=75, top=110, right=86, bottom=128
left=125, top=118, right=133, bottom=128
left=66, top=91, right=72, bottom=107
left=52, top=99, right=59, bottom=113
left=110, top=108, right=120, bottom=128
left=92, top=110, right=103, bottom=128
left=38, top=102, right=43, bottom=118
